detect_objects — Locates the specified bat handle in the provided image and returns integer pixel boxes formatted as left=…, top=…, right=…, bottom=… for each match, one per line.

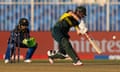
left=84, top=33, right=89, bottom=39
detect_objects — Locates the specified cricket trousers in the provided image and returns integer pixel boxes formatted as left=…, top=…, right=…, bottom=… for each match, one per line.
left=50, top=37, right=80, bottom=63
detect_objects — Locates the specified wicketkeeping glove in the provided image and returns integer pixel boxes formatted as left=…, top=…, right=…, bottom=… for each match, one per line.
left=22, top=37, right=36, bottom=47
left=78, top=20, right=88, bottom=35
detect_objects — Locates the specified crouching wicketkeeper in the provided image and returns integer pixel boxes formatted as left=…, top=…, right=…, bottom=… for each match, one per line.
left=4, top=18, right=37, bottom=64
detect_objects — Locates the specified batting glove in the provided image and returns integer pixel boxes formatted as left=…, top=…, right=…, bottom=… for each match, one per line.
left=79, top=20, right=88, bottom=35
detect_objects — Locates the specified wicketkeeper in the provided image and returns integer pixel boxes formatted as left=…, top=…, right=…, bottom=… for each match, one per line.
left=47, top=6, right=88, bottom=66
left=4, top=18, right=37, bottom=64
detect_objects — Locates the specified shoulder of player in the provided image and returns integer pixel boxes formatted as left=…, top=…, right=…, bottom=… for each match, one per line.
left=67, top=12, right=79, bottom=21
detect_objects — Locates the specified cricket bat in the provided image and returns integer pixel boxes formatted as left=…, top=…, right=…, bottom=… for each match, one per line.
left=85, top=33, right=102, bottom=54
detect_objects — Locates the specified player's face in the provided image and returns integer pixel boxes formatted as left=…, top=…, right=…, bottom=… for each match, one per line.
left=80, top=12, right=85, bottom=18
left=76, top=11, right=85, bottom=19
left=21, top=25, right=28, bottom=30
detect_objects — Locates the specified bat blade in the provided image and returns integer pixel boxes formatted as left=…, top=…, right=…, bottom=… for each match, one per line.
left=85, top=33, right=102, bottom=54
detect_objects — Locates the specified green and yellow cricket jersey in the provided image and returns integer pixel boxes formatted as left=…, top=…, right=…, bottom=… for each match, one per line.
left=51, top=12, right=79, bottom=42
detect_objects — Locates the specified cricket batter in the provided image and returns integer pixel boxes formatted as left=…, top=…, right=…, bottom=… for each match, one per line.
left=4, top=18, right=37, bottom=63
left=47, top=6, right=88, bottom=66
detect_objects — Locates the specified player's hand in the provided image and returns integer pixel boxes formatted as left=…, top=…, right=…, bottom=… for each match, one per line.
left=78, top=20, right=88, bottom=35
left=79, top=20, right=86, bottom=29
left=80, top=27, right=88, bottom=35
left=22, top=37, right=36, bottom=47
left=22, top=38, right=28, bottom=45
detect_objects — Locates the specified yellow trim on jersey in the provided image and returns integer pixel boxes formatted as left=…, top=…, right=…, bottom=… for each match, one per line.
left=59, top=13, right=70, bottom=20
left=65, top=18, right=72, bottom=26
left=59, top=13, right=72, bottom=26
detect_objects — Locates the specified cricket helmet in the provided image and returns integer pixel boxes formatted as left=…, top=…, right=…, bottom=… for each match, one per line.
left=75, top=6, right=86, bottom=16
left=19, top=18, right=29, bottom=26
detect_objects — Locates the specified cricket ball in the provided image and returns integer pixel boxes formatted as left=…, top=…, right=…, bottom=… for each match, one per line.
left=112, top=35, right=116, bottom=40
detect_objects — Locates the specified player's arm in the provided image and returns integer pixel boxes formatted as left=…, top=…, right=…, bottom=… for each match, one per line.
left=68, top=11, right=88, bottom=35
left=69, top=12, right=87, bottom=35
left=23, top=28, right=30, bottom=39
left=68, top=11, right=82, bottom=35
left=26, top=29, right=30, bottom=38
left=68, top=12, right=79, bottom=21
left=75, top=26, right=81, bottom=35
left=75, top=20, right=88, bottom=35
